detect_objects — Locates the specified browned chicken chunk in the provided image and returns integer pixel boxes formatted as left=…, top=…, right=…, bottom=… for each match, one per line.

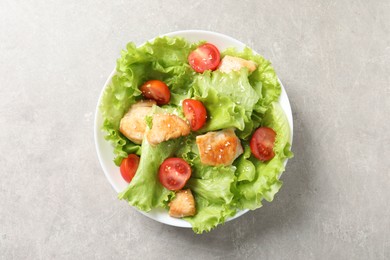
left=169, top=189, right=196, bottom=218
left=146, top=114, right=190, bottom=145
left=218, top=55, right=257, bottom=73
left=196, top=129, right=243, bottom=166
left=119, top=100, right=156, bottom=144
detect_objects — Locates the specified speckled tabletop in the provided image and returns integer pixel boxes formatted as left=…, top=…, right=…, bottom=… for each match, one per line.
left=1, top=0, right=389, bottom=259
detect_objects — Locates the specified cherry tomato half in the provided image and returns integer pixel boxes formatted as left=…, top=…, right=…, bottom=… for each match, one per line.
left=140, top=80, right=170, bottom=105
left=188, top=43, right=221, bottom=73
left=120, top=154, right=140, bottom=183
left=158, top=158, right=192, bottom=191
left=182, top=99, right=207, bottom=131
left=250, top=127, right=276, bottom=161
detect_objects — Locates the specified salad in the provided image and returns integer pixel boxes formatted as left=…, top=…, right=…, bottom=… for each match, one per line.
left=100, top=36, right=293, bottom=234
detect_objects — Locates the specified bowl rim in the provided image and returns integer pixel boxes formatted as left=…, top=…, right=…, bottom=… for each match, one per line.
left=94, top=29, right=293, bottom=228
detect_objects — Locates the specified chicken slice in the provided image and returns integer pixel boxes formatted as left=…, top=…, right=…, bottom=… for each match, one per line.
left=196, top=129, right=243, bottom=166
left=146, top=114, right=190, bottom=145
left=218, top=55, right=257, bottom=73
left=169, top=189, right=196, bottom=218
left=119, top=100, right=156, bottom=144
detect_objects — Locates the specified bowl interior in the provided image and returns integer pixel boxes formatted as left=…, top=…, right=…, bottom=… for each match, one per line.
left=94, top=30, right=293, bottom=228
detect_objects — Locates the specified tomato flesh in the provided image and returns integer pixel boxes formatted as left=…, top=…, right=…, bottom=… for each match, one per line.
left=250, top=127, right=276, bottom=161
left=158, top=158, right=192, bottom=191
left=182, top=99, right=207, bottom=131
left=120, top=154, right=140, bottom=183
left=188, top=43, right=221, bottom=73
left=140, top=80, right=170, bottom=105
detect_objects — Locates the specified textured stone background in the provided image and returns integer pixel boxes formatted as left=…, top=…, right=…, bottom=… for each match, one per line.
left=1, top=0, right=389, bottom=259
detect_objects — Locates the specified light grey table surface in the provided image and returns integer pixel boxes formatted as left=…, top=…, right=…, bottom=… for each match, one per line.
left=1, top=0, right=389, bottom=259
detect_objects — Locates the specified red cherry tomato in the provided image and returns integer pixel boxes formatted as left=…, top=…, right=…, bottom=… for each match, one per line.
left=188, top=43, right=221, bottom=73
left=120, top=154, right=140, bottom=183
left=140, top=80, right=170, bottom=105
left=182, top=99, right=207, bottom=131
left=158, top=158, right=192, bottom=191
left=250, top=127, right=276, bottom=161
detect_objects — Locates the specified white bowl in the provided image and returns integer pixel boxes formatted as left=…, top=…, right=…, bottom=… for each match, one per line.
left=94, top=30, right=293, bottom=228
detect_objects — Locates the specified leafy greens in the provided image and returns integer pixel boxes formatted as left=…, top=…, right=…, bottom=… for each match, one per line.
left=100, top=36, right=293, bottom=234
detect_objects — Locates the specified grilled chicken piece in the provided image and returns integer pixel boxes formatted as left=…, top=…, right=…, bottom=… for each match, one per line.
left=119, top=100, right=156, bottom=144
left=146, top=114, right=190, bottom=145
left=169, top=189, right=196, bottom=218
left=196, top=129, right=243, bottom=166
left=218, top=55, right=257, bottom=73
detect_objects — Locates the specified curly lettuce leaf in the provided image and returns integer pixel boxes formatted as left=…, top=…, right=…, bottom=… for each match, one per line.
left=192, top=70, right=260, bottom=138
left=234, top=102, right=293, bottom=210
left=100, top=37, right=196, bottom=165
left=118, top=138, right=181, bottom=211
left=185, top=160, right=238, bottom=233
left=221, top=47, right=282, bottom=139
left=234, top=144, right=256, bottom=182
left=222, top=47, right=281, bottom=113
left=175, top=137, right=237, bottom=233
left=184, top=197, right=237, bottom=234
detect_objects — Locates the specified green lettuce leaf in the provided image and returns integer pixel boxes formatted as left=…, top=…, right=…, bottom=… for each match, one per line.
left=192, top=70, right=259, bottom=137
left=234, top=144, right=256, bottom=182
left=118, top=138, right=181, bottom=211
left=185, top=160, right=238, bottom=233
left=234, top=102, right=293, bottom=210
left=175, top=137, right=238, bottom=233
left=222, top=47, right=281, bottom=113
left=184, top=197, right=237, bottom=234
left=100, top=36, right=196, bottom=165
